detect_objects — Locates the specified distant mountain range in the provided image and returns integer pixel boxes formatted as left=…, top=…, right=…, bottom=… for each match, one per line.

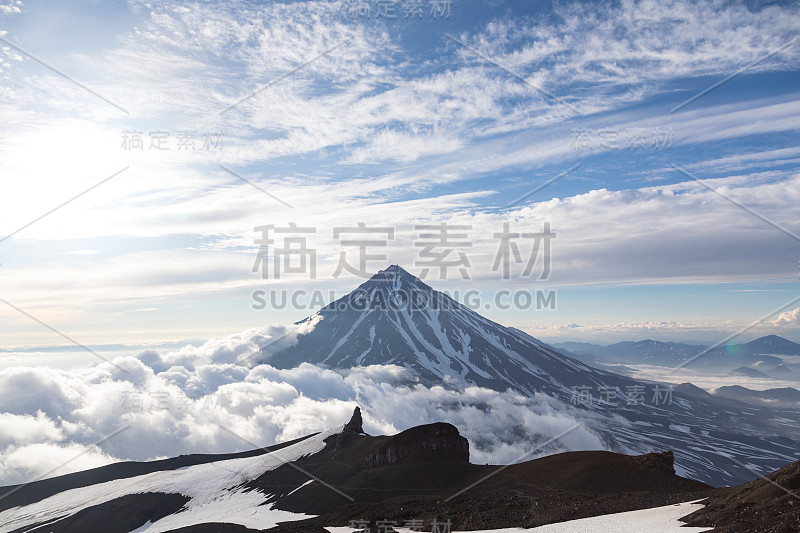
left=2, top=407, right=796, bottom=533
left=711, top=385, right=800, bottom=409
left=261, top=265, right=799, bottom=487
left=552, top=335, right=800, bottom=377
left=730, top=366, right=772, bottom=379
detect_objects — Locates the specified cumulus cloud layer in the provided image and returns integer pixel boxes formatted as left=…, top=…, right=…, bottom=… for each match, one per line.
left=0, top=320, right=607, bottom=485
left=775, top=307, right=800, bottom=326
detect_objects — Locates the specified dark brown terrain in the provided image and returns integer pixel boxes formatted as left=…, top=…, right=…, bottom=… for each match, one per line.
left=5, top=407, right=799, bottom=532
left=683, top=458, right=800, bottom=533
left=251, top=407, right=713, bottom=532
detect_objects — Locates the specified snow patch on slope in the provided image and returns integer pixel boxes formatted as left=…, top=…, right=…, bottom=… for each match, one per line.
left=325, top=500, right=710, bottom=533
left=0, top=426, right=343, bottom=533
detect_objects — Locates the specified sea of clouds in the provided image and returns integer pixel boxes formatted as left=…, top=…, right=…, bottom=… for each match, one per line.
left=0, top=318, right=610, bottom=486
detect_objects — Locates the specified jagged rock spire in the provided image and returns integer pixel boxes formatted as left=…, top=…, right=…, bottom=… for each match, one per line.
left=334, top=406, right=363, bottom=451
left=343, top=406, right=363, bottom=434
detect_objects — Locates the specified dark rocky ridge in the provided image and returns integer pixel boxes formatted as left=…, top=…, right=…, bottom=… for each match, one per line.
left=269, top=443, right=713, bottom=532
left=359, top=422, right=469, bottom=469
left=333, top=407, right=469, bottom=469
left=18, top=405, right=794, bottom=532
left=241, top=407, right=712, bottom=531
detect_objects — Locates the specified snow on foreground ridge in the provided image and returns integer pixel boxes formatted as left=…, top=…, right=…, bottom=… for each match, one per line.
left=325, top=501, right=711, bottom=533
left=0, top=425, right=344, bottom=533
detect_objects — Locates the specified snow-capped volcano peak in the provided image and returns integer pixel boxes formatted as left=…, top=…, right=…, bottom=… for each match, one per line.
left=265, top=265, right=600, bottom=395
left=329, top=264, right=438, bottom=308
left=368, top=264, right=411, bottom=279
left=352, top=264, right=430, bottom=295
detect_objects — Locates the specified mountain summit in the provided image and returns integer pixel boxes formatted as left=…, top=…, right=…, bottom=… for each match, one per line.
left=743, top=334, right=800, bottom=356
left=265, top=265, right=604, bottom=396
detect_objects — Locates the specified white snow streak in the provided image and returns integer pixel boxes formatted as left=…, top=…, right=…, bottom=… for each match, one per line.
left=325, top=500, right=711, bottom=533
left=0, top=426, right=344, bottom=533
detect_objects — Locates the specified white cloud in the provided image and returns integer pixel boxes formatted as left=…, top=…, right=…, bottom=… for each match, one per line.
left=134, top=317, right=321, bottom=373
left=531, top=310, right=800, bottom=346
left=464, top=0, right=800, bottom=92
left=1, top=442, right=116, bottom=486
left=529, top=320, right=727, bottom=344
left=0, top=2, right=22, bottom=15
left=0, top=412, right=61, bottom=448
left=344, top=130, right=465, bottom=164
left=0, top=167, right=797, bottom=349
left=775, top=307, right=800, bottom=326
left=681, top=146, right=800, bottom=175
left=0, top=318, right=609, bottom=485
left=64, top=249, right=100, bottom=255
left=627, top=364, right=799, bottom=393
left=1, top=0, right=799, bottom=355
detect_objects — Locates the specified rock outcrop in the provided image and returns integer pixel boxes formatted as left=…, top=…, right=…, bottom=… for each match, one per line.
left=343, top=406, right=363, bottom=434
left=359, top=422, right=469, bottom=468
left=334, top=406, right=365, bottom=451
left=631, top=450, right=675, bottom=473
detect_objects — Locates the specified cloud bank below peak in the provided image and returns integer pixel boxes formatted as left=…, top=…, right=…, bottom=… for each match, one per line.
left=0, top=316, right=606, bottom=485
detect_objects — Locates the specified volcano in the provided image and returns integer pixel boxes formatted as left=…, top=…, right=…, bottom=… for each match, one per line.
left=262, top=266, right=800, bottom=487
left=265, top=265, right=619, bottom=396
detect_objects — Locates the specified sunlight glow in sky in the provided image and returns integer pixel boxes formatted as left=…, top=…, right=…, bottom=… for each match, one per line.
left=1, top=0, right=799, bottom=348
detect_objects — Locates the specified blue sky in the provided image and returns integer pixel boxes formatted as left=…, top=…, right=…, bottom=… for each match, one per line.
left=1, top=0, right=799, bottom=349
